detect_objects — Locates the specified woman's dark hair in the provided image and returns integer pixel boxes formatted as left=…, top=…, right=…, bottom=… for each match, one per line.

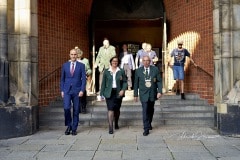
left=109, top=56, right=119, bottom=65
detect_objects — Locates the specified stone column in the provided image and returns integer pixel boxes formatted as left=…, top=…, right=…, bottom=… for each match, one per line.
left=0, top=0, right=9, bottom=104
left=0, top=0, right=38, bottom=139
left=213, top=0, right=240, bottom=135
left=7, top=0, right=38, bottom=106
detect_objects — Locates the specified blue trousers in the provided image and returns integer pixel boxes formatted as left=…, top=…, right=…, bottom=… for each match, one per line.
left=141, top=100, right=155, bottom=131
left=63, top=88, right=80, bottom=131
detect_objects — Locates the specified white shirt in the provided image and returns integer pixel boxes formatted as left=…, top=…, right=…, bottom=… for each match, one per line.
left=108, top=67, right=120, bottom=88
left=122, top=52, right=130, bottom=64
left=70, top=62, right=76, bottom=72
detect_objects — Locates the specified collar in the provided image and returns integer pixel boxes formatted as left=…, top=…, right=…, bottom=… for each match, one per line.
left=108, top=67, right=120, bottom=73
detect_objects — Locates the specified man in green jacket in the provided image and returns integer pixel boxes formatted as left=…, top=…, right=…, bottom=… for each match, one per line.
left=134, top=55, right=162, bottom=136
left=94, top=38, right=116, bottom=92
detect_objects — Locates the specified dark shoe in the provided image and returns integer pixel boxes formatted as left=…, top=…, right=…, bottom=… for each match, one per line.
left=115, top=124, right=119, bottom=130
left=109, top=127, right=113, bottom=134
left=65, top=127, right=72, bottom=135
left=82, top=107, right=86, bottom=114
left=181, top=93, right=185, bottom=100
left=149, top=125, right=152, bottom=130
left=143, top=130, right=149, bottom=136
left=72, top=131, right=77, bottom=136
left=176, top=89, right=180, bottom=95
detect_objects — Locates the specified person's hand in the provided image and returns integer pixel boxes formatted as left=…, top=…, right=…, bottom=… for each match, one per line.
left=134, top=97, right=138, bottom=102
left=153, top=57, right=158, bottom=63
left=61, top=92, right=64, bottom=98
left=119, top=90, right=124, bottom=97
left=157, top=93, right=162, bottom=99
left=79, top=91, right=84, bottom=97
left=193, top=63, right=198, bottom=67
left=94, top=63, right=98, bottom=68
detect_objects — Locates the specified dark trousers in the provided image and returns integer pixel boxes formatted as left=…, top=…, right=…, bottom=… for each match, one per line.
left=63, top=88, right=80, bottom=131
left=141, top=100, right=155, bottom=131
left=79, top=90, right=87, bottom=112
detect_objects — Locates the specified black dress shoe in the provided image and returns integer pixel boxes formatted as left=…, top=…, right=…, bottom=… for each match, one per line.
left=115, top=124, right=119, bottom=130
left=65, top=127, right=72, bottom=135
left=149, top=126, right=153, bottom=130
left=143, top=130, right=149, bottom=136
left=72, top=131, right=77, bottom=136
left=109, top=127, right=113, bottom=134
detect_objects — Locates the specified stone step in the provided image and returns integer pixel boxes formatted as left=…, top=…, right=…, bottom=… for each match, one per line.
left=39, top=117, right=214, bottom=127
left=40, top=110, right=213, bottom=121
left=39, top=93, right=214, bottom=127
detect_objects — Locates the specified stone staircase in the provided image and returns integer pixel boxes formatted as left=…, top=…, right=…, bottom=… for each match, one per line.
left=39, top=91, right=215, bottom=128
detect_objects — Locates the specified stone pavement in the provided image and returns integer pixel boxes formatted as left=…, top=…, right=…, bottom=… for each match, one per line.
left=1, top=125, right=240, bottom=160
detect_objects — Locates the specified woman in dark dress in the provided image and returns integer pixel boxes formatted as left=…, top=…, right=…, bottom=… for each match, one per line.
left=100, top=56, right=127, bottom=134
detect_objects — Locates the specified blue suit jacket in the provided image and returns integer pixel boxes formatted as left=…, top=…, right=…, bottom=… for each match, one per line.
left=60, top=61, right=86, bottom=94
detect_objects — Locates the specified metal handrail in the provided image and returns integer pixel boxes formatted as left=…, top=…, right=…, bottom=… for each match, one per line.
left=39, top=66, right=61, bottom=83
left=195, top=65, right=213, bottom=78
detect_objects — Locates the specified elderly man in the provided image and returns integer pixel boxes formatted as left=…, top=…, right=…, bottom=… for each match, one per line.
left=119, top=44, right=135, bottom=90
left=94, top=38, right=116, bottom=93
left=134, top=55, right=162, bottom=136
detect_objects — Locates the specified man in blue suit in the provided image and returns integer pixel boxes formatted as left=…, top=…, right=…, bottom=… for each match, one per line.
left=134, top=55, right=162, bottom=136
left=60, top=49, right=86, bottom=135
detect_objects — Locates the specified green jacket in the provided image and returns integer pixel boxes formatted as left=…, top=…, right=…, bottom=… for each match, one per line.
left=95, top=45, right=116, bottom=72
left=100, top=67, right=127, bottom=98
left=78, top=58, right=92, bottom=76
left=134, top=65, right=162, bottom=102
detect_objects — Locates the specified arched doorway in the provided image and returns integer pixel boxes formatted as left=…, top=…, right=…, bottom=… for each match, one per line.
left=90, top=0, right=165, bottom=92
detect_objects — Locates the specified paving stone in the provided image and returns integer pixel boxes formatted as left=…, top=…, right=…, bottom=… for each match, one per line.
left=1, top=126, right=240, bottom=160
left=167, top=145, right=208, bottom=153
left=10, top=144, right=45, bottom=151
left=34, top=151, right=65, bottom=159
left=4, top=150, right=38, bottom=159
left=93, top=150, right=122, bottom=160
left=171, top=152, right=216, bottom=160
left=41, top=144, right=71, bottom=152
left=206, top=145, right=240, bottom=158
left=98, top=138, right=137, bottom=150
left=65, top=150, right=95, bottom=159
left=122, top=149, right=173, bottom=160
left=137, top=136, right=167, bottom=149
left=165, top=139, right=203, bottom=146
left=218, top=157, right=240, bottom=160
left=70, top=138, right=101, bottom=150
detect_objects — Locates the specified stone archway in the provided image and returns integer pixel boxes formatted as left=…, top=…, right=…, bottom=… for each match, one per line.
left=90, top=0, right=165, bottom=92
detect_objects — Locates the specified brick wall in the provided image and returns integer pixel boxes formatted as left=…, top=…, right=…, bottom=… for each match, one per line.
left=164, top=0, right=214, bottom=104
left=38, top=0, right=93, bottom=106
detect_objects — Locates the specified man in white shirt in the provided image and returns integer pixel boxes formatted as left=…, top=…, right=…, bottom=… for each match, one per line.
left=119, top=44, right=135, bottom=90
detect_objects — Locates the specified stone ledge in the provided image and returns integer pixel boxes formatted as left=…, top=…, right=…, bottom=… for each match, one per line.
left=0, top=105, right=39, bottom=139
left=217, top=104, right=240, bottom=136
